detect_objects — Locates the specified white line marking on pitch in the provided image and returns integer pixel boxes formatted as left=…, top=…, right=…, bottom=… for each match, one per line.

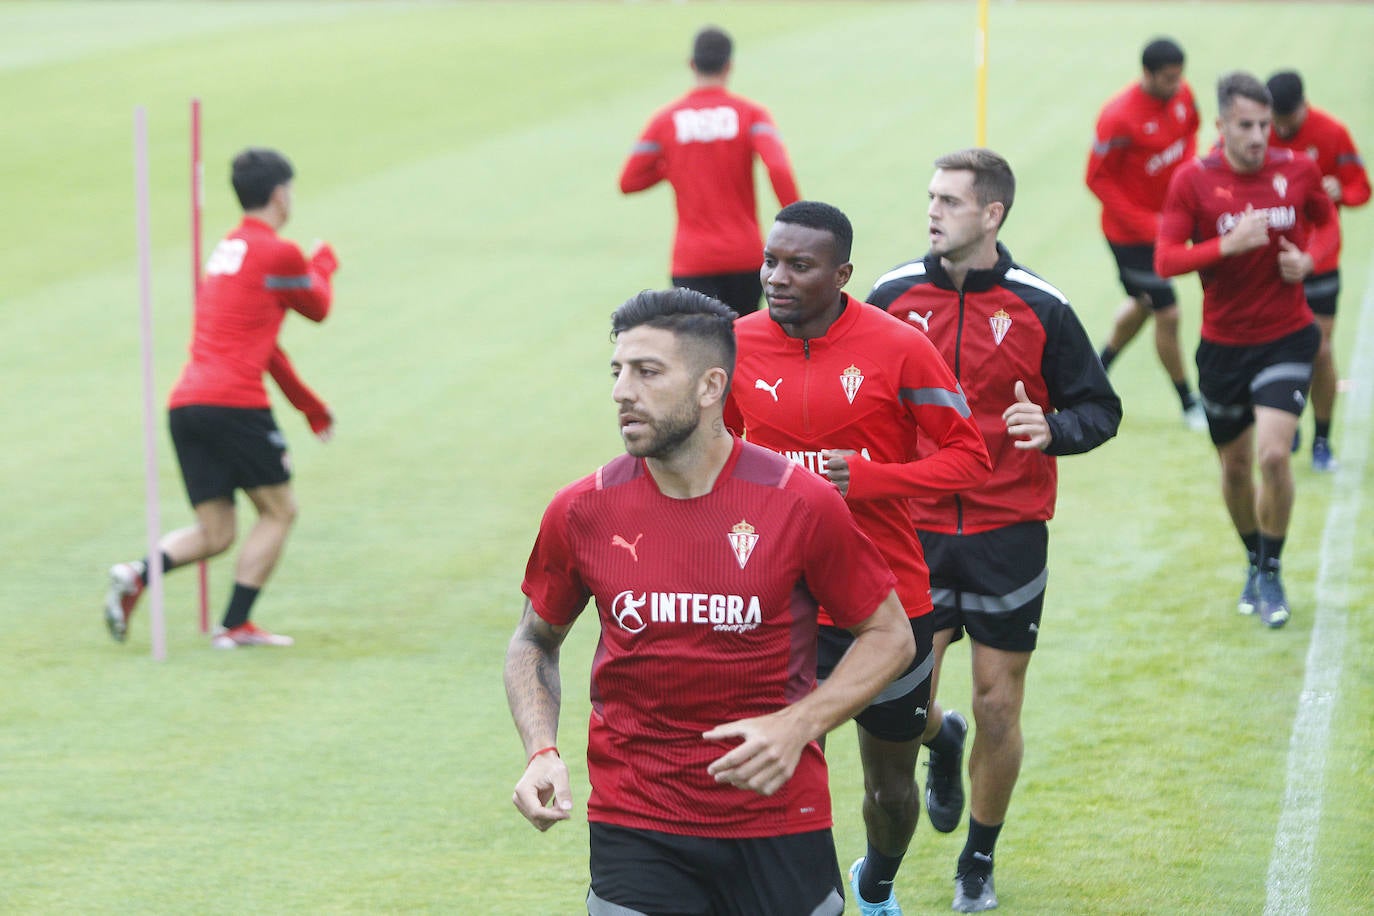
left=1263, top=258, right=1374, bottom=915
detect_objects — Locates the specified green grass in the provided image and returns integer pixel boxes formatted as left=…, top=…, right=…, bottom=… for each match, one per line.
left=3, top=2, right=1373, bottom=912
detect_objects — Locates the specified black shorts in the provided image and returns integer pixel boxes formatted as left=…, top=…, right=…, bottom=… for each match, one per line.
left=817, top=615, right=934, bottom=742
left=1108, top=242, right=1177, bottom=310
left=918, top=521, right=1048, bottom=653
left=588, top=823, right=844, bottom=916
left=672, top=270, right=763, bottom=317
left=169, top=405, right=290, bottom=506
left=1303, top=269, right=1340, bottom=317
left=1195, top=323, right=1320, bottom=446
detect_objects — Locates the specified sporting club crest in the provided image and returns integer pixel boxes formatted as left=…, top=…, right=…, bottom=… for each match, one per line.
left=728, top=519, right=759, bottom=570
left=990, top=309, right=1012, bottom=346
left=841, top=365, right=864, bottom=404
left=1273, top=174, right=1288, bottom=199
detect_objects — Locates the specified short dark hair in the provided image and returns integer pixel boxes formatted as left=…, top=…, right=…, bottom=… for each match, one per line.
left=1217, top=71, right=1272, bottom=115
left=231, top=148, right=293, bottom=210
left=773, top=200, right=854, bottom=264
left=611, top=288, right=738, bottom=381
left=1141, top=38, right=1184, bottom=73
left=1267, top=70, right=1305, bottom=117
left=933, top=147, right=1016, bottom=227
left=692, top=26, right=732, bottom=75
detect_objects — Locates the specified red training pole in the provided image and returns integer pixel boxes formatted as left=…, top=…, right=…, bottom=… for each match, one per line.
left=191, top=97, right=210, bottom=634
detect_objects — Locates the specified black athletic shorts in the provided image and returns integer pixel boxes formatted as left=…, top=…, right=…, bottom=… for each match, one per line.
left=169, top=405, right=290, bottom=506
left=918, top=521, right=1048, bottom=653
left=1195, top=323, right=1320, bottom=446
left=672, top=270, right=763, bottom=317
left=817, top=615, right=934, bottom=742
left=587, top=823, right=844, bottom=916
left=1108, top=242, right=1178, bottom=310
left=1303, top=269, right=1340, bottom=317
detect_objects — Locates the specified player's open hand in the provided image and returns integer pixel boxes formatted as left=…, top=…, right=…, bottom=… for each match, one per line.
left=703, top=712, right=808, bottom=797
left=1221, top=204, right=1269, bottom=256
left=512, top=751, right=574, bottom=831
left=819, top=449, right=857, bottom=497
left=1004, top=380, right=1051, bottom=450
left=1277, top=237, right=1313, bottom=284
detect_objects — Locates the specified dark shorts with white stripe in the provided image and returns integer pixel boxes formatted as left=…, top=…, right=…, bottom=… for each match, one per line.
left=587, top=823, right=844, bottom=916
left=1195, top=322, right=1320, bottom=446
left=1109, top=242, right=1178, bottom=309
left=918, top=521, right=1049, bottom=654
left=1303, top=268, right=1340, bottom=317
left=818, top=614, right=934, bottom=742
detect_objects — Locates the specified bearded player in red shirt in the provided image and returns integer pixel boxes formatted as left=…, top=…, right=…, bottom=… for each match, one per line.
left=104, top=148, right=338, bottom=649
left=1086, top=37, right=1205, bottom=429
left=1156, top=72, right=1337, bottom=629
left=725, top=201, right=991, bottom=916
left=506, top=289, right=914, bottom=916
left=618, top=26, right=799, bottom=316
left=1266, top=70, right=1371, bottom=471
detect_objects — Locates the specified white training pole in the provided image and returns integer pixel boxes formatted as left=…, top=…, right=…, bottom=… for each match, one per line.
left=135, top=105, right=167, bottom=661
left=190, top=97, right=210, bottom=634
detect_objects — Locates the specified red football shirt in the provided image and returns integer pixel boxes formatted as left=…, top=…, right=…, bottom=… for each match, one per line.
left=169, top=217, right=335, bottom=410
left=1156, top=149, right=1336, bottom=346
left=1086, top=81, right=1200, bottom=244
left=619, top=86, right=800, bottom=275
left=725, top=295, right=991, bottom=619
left=1268, top=105, right=1371, bottom=273
left=522, top=438, right=896, bottom=839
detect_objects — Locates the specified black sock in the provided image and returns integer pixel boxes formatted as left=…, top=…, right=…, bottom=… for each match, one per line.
left=858, top=845, right=905, bottom=903
left=959, top=817, right=1002, bottom=875
left=927, top=713, right=963, bottom=756
left=1239, top=531, right=1260, bottom=569
left=137, top=551, right=177, bottom=585
left=1314, top=420, right=1331, bottom=442
left=1174, top=381, right=1195, bottom=410
left=1258, top=535, right=1286, bottom=573
left=1099, top=345, right=1117, bottom=370
left=220, top=584, right=261, bottom=630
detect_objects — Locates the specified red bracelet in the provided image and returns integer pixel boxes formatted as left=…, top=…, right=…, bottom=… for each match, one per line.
left=528, top=745, right=559, bottom=765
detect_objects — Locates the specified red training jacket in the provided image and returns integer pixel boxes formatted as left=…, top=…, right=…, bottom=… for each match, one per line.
left=1086, top=81, right=1200, bottom=244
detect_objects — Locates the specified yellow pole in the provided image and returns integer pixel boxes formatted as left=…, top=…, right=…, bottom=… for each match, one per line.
left=976, top=0, right=989, bottom=146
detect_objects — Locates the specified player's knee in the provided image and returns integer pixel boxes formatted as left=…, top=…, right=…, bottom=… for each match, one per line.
left=970, top=688, right=1022, bottom=737
left=202, top=521, right=236, bottom=555
left=864, top=773, right=918, bottom=814
left=1256, top=440, right=1294, bottom=479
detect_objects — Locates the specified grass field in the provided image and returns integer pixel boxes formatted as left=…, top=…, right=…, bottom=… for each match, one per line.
left=3, top=2, right=1372, bottom=913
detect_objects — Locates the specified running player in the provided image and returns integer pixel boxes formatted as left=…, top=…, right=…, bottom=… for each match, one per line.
left=1266, top=69, right=1371, bottom=470
left=103, top=148, right=338, bottom=649
left=506, top=288, right=914, bottom=915
left=725, top=200, right=991, bottom=916
left=1087, top=37, right=1204, bottom=429
left=1155, top=72, right=1337, bottom=628
left=618, top=26, right=799, bottom=315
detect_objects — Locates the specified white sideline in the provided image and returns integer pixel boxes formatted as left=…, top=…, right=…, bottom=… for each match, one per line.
left=1263, top=258, right=1374, bottom=914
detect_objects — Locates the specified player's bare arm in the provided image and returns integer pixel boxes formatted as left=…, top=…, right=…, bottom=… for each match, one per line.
left=703, top=590, right=912, bottom=796
left=505, top=600, right=575, bottom=830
